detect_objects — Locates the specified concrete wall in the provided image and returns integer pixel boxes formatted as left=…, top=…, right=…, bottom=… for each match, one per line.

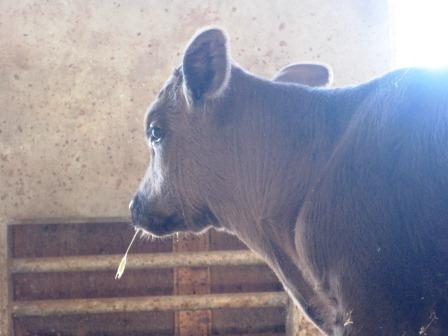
left=0, top=0, right=391, bottom=333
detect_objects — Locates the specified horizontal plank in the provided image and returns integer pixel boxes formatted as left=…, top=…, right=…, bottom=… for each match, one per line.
left=10, top=250, right=264, bottom=273
left=8, top=217, right=130, bottom=226
left=12, top=292, right=288, bottom=316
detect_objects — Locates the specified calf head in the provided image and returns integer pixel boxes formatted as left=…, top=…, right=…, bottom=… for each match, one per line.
left=130, top=28, right=230, bottom=236
left=130, top=27, right=331, bottom=239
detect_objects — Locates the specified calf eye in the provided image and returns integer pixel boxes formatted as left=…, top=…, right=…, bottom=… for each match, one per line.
left=149, top=126, right=164, bottom=144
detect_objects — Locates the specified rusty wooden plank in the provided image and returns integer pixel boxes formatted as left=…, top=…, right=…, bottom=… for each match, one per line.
left=212, top=307, right=286, bottom=335
left=13, top=269, right=173, bottom=301
left=10, top=221, right=172, bottom=258
left=8, top=217, right=130, bottom=226
left=174, top=233, right=211, bottom=336
left=12, top=292, right=288, bottom=316
left=0, top=221, right=11, bottom=336
left=10, top=250, right=263, bottom=273
left=13, top=312, right=175, bottom=336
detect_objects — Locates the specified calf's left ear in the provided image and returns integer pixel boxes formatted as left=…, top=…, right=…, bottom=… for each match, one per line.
left=182, top=28, right=231, bottom=103
left=273, top=63, right=333, bottom=87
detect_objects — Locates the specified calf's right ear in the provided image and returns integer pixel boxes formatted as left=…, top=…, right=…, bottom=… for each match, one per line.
left=182, top=28, right=231, bottom=104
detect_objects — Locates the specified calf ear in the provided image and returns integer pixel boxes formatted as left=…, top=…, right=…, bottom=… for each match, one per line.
left=272, top=63, right=332, bottom=87
left=182, top=28, right=231, bottom=103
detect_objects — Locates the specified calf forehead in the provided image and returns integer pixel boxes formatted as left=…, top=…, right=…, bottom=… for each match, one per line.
left=145, top=68, right=183, bottom=123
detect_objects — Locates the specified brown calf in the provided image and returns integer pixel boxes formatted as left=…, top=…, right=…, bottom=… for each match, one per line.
left=130, top=28, right=448, bottom=335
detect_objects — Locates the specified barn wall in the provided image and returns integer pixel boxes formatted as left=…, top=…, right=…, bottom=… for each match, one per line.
left=0, top=0, right=391, bottom=333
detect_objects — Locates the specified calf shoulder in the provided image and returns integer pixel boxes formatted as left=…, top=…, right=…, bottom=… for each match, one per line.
left=291, top=68, right=448, bottom=335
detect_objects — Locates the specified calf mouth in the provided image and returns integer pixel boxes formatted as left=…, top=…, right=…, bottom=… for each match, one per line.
left=132, top=213, right=188, bottom=237
left=131, top=207, right=219, bottom=238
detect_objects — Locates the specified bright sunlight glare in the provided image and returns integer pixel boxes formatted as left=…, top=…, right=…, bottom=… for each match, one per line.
left=391, top=0, right=448, bottom=68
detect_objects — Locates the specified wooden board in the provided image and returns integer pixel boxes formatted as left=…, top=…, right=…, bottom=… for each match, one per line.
left=174, top=233, right=212, bottom=336
left=8, top=221, right=289, bottom=335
